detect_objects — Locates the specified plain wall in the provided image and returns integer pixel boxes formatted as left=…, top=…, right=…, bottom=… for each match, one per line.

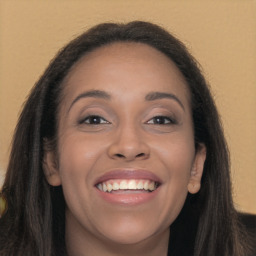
left=0, top=0, right=255, bottom=214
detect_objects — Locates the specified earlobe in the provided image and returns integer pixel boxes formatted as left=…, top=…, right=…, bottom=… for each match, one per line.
left=43, top=147, right=62, bottom=187
left=188, top=144, right=206, bottom=194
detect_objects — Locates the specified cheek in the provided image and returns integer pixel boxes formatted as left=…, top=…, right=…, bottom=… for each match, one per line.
left=57, top=135, right=104, bottom=198
left=56, top=135, right=109, bottom=230
left=155, top=133, right=195, bottom=174
left=58, top=133, right=104, bottom=172
left=153, top=135, right=195, bottom=215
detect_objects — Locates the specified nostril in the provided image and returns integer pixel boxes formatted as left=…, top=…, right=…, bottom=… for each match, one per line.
left=116, top=153, right=125, bottom=158
left=114, top=152, right=146, bottom=159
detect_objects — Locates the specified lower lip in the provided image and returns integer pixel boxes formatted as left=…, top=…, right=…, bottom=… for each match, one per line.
left=95, top=188, right=160, bottom=206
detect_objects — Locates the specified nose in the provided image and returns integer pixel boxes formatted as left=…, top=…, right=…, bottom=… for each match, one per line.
left=107, top=125, right=150, bottom=162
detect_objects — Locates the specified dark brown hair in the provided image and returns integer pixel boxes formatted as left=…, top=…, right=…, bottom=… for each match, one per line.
left=0, top=21, right=251, bottom=256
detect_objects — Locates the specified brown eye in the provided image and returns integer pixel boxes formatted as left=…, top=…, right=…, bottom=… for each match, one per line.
left=147, top=116, right=176, bottom=125
left=81, top=115, right=109, bottom=125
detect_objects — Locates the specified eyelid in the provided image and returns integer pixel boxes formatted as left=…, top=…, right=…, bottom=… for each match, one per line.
left=79, top=115, right=110, bottom=125
left=146, top=115, right=177, bottom=125
left=75, top=104, right=114, bottom=124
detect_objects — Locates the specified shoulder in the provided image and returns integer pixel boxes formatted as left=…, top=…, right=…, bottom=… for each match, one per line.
left=238, top=212, right=256, bottom=232
left=238, top=212, right=256, bottom=256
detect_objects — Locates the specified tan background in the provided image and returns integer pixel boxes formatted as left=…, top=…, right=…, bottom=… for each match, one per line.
left=0, top=0, right=255, bottom=214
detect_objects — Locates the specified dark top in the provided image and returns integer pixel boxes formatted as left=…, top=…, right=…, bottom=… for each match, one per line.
left=167, top=212, right=256, bottom=256
left=238, top=212, right=256, bottom=256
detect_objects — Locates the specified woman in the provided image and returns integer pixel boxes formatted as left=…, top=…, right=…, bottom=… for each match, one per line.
left=0, top=21, right=253, bottom=256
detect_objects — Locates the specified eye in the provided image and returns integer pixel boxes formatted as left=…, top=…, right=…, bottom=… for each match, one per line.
left=80, top=115, right=109, bottom=125
left=147, top=116, right=176, bottom=125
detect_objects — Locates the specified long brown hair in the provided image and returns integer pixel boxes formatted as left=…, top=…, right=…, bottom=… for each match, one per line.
left=0, top=21, right=252, bottom=256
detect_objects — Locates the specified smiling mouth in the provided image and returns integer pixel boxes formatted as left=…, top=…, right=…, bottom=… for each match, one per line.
left=96, top=179, right=160, bottom=193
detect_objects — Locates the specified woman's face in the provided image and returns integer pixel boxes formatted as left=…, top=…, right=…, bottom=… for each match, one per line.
left=44, top=43, right=206, bottom=247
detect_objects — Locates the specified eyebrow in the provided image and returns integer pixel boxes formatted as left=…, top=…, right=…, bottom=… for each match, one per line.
left=68, top=89, right=185, bottom=112
left=145, top=92, right=185, bottom=111
left=68, top=90, right=111, bottom=112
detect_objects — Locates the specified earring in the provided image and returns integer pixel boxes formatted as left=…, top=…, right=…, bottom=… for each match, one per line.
left=0, top=192, right=7, bottom=217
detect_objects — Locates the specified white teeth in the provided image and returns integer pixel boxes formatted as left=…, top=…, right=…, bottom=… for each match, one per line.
left=112, top=182, right=119, bottom=190
left=148, top=182, right=155, bottom=191
left=128, top=180, right=136, bottom=190
left=137, top=181, right=143, bottom=189
left=97, top=183, right=103, bottom=191
left=97, top=179, right=158, bottom=193
left=143, top=181, right=149, bottom=190
left=120, top=180, right=127, bottom=189
left=103, top=183, right=107, bottom=192
left=107, top=183, right=112, bottom=192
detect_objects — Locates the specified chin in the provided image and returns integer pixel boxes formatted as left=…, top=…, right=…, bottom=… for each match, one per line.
left=97, top=218, right=163, bottom=245
left=103, top=230, right=153, bottom=245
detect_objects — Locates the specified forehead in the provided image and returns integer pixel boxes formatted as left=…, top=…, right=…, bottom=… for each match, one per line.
left=62, top=42, right=190, bottom=104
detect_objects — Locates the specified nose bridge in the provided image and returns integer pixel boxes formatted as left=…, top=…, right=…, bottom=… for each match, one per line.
left=118, top=122, right=142, bottom=148
left=108, top=120, right=150, bottom=161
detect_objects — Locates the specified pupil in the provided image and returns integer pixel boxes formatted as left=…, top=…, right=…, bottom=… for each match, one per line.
left=91, top=116, right=100, bottom=124
left=155, top=117, right=164, bottom=124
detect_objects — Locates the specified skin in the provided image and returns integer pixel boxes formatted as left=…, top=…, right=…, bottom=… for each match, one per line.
left=44, top=42, right=206, bottom=256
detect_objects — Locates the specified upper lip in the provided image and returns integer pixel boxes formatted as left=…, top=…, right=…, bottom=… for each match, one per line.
left=94, top=169, right=162, bottom=186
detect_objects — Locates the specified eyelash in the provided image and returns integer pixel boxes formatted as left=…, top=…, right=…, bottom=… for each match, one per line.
left=79, top=115, right=110, bottom=125
left=146, top=116, right=177, bottom=125
left=79, top=115, right=176, bottom=125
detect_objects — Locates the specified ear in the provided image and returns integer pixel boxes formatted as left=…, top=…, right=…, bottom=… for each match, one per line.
left=188, top=143, right=206, bottom=194
left=43, top=141, right=62, bottom=186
